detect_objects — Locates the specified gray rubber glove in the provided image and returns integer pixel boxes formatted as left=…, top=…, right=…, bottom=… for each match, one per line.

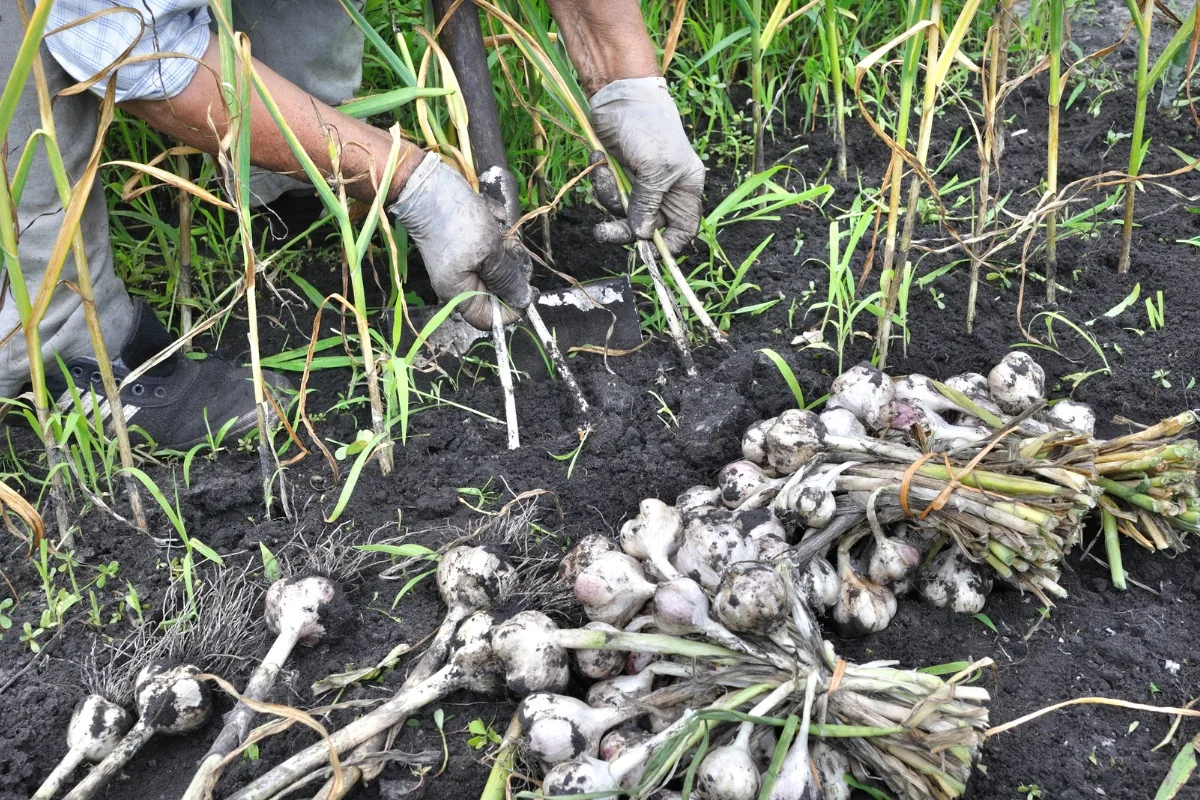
left=388, top=152, right=533, bottom=329
left=589, top=77, right=705, bottom=254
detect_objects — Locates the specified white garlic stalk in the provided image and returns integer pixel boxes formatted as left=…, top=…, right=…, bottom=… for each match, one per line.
left=620, top=499, right=684, bottom=580
left=519, top=693, right=645, bottom=765
left=919, top=547, right=993, bottom=614
left=988, top=351, right=1046, bottom=415
left=832, top=544, right=897, bottom=637
left=793, top=554, right=840, bottom=611
left=741, top=417, right=777, bottom=465
left=819, top=407, right=866, bottom=439
left=768, top=672, right=819, bottom=800
left=1044, top=400, right=1096, bottom=437
left=33, top=695, right=133, bottom=800
left=571, top=622, right=626, bottom=680
left=893, top=374, right=966, bottom=416
left=827, top=363, right=896, bottom=430
left=586, top=660, right=688, bottom=708
left=559, top=534, right=617, bottom=584
left=66, top=663, right=212, bottom=800
left=575, top=551, right=657, bottom=626
left=767, top=409, right=921, bottom=475
left=695, top=680, right=797, bottom=800
left=673, top=516, right=758, bottom=591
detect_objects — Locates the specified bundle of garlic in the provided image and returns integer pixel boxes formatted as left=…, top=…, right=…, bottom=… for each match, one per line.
left=733, top=361, right=1094, bottom=611
left=501, top=511, right=994, bottom=800
left=1089, top=411, right=1199, bottom=588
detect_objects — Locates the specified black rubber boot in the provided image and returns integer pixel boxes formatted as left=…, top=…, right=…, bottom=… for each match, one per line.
left=47, top=301, right=292, bottom=450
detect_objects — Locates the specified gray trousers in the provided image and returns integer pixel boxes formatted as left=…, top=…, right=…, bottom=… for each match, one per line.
left=0, top=0, right=364, bottom=396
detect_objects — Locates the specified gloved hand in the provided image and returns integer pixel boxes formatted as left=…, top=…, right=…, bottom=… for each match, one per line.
left=388, top=152, right=533, bottom=330
left=589, top=76, right=705, bottom=254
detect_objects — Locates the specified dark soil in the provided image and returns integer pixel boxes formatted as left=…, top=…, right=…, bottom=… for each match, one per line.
left=5, top=17, right=1200, bottom=800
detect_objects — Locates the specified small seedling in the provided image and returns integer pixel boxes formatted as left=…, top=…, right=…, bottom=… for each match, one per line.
left=466, top=718, right=502, bottom=750
left=972, top=613, right=998, bottom=634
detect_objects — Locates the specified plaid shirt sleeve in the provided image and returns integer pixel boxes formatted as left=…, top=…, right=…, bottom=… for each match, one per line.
left=44, top=1, right=211, bottom=103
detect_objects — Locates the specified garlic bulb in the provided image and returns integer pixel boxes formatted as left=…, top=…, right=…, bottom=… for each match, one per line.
left=694, top=742, right=759, bottom=800
left=756, top=534, right=790, bottom=561
left=811, top=741, right=852, bottom=800
left=741, top=417, right=777, bottom=465
left=714, top=562, right=790, bottom=637
left=673, top=517, right=758, bottom=591
left=1045, top=400, right=1096, bottom=437
left=575, top=551, right=657, bottom=626
left=919, top=548, right=993, bottom=614
left=893, top=374, right=964, bottom=416
left=34, top=695, right=134, bottom=800
left=794, top=555, right=840, bottom=611
left=677, top=485, right=721, bottom=515
left=731, top=507, right=786, bottom=541
left=519, top=693, right=640, bottom=765
left=586, top=665, right=657, bottom=708
left=819, top=407, right=866, bottom=439
left=491, top=610, right=570, bottom=694
left=571, top=622, right=626, bottom=680
left=559, top=534, right=617, bottom=584
left=541, top=757, right=619, bottom=797
left=832, top=547, right=897, bottom=637
left=599, top=725, right=649, bottom=761
left=620, top=499, right=684, bottom=580
left=987, top=351, right=1045, bottom=415
left=828, top=363, right=896, bottom=430
left=652, top=578, right=763, bottom=656
left=719, top=460, right=774, bottom=508
left=764, top=409, right=826, bottom=474
left=867, top=532, right=921, bottom=585
left=774, top=463, right=853, bottom=531
left=944, top=372, right=989, bottom=402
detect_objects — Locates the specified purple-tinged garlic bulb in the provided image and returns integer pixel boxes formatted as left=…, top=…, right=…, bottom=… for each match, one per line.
left=575, top=551, right=656, bottom=626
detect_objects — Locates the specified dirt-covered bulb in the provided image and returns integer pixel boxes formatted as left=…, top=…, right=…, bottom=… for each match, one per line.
left=987, top=352, right=1046, bottom=415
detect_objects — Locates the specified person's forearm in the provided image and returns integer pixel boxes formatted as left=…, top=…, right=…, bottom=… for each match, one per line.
left=544, top=0, right=659, bottom=97
left=121, top=36, right=421, bottom=204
